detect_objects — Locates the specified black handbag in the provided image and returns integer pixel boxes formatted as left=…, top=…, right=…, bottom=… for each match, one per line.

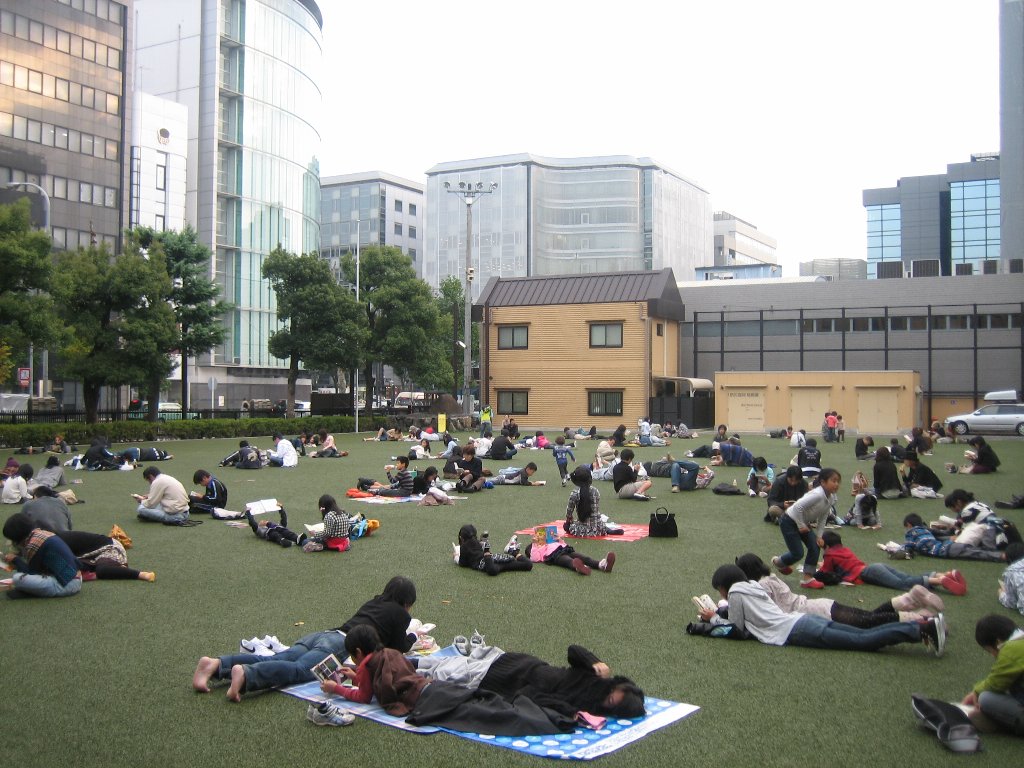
left=649, top=507, right=678, bottom=538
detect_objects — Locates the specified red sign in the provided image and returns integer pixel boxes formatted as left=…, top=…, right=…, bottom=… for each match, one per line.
left=17, top=367, right=30, bottom=388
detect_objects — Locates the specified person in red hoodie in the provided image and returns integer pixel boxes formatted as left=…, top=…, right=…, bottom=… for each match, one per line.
left=819, top=531, right=966, bottom=597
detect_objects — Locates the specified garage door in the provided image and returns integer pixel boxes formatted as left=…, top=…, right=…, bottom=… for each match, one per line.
left=789, top=387, right=832, bottom=434
left=858, top=388, right=900, bottom=434
left=725, top=388, right=765, bottom=431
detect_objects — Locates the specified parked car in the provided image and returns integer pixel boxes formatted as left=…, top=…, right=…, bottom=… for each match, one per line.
left=293, top=400, right=311, bottom=416
left=945, top=403, right=1024, bottom=436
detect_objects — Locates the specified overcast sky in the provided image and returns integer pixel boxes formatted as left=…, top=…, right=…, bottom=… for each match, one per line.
left=316, top=1, right=1000, bottom=275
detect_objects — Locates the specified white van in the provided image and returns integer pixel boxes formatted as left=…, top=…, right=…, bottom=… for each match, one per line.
left=394, top=391, right=425, bottom=408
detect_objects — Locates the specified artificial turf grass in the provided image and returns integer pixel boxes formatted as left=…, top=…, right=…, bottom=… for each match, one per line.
left=2, top=431, right=1022, bottom=768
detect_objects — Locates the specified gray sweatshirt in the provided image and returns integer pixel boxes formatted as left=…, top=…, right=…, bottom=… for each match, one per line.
left=711, top=580, right=802, bottom=646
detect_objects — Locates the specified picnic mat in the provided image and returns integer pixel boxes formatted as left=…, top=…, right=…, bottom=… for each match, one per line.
left=281, top=675, right=697, bottom=759
left=349, top=494, right=469, bottom=505
left=515, top=522, right=650, bottom=542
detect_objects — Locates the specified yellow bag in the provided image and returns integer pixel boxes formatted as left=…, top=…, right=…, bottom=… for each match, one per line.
left=109, top=524, right=133, bottom=549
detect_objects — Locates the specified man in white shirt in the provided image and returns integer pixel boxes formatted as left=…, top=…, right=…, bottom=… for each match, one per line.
left=133, top=467, right=190, bottom=523
left=268, top=433, right=298, bottom=468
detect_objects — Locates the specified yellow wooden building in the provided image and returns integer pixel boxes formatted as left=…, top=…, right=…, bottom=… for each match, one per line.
left=476, top=269, right=686, bottom=430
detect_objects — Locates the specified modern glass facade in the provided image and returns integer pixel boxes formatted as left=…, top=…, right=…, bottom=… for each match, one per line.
left=0, top=0, right=127, bottom=251
left=214, top=0, right=322, bottom=367
left=425, top=154, right=711, bottom=297
left=865, top=203, right=901, bottom=278
left=950, top=179, right=1000, bottom=274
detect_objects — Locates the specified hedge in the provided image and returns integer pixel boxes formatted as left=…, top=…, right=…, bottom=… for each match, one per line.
left=0, top=415, right=389, bottom=448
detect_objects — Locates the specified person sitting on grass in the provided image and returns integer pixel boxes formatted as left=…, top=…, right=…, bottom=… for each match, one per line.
left=408, top=438, right=437, bottom=461
left=698, top=563, right=947, bottom=656
left=900, top=450, right=943, bottom=497
left=21, top=486, right=72, bottom=533
left=902, top=512, right=1006, bottom=562
left=30, top=456, right=66, bottom=492
left=772, top=468, right=841, bottom=589
left=998, top=542, right=1024, bottom=616
left=302, top=495, right=351, bottom=552
left=527, top=524, right=616, bottom=576
left=2, top=512, right=82, bottom=598
left=364, top=456, right=414, bottom=497
left=746, top=457, right=774, bottom=498
left=734, top=552, right=941, bottom=627
left=961, top=614, right=1024, bottom=736
left=83, top=437, right=120, bottom=471
left=491, top=463, right=544, bottom=486
left=943, top=489, right=1011, bottom=550
left=845, top=492, right=880, bottom=529
left=854, top=435, right=875, bottom=460
left=818, top=530, right=967, bottom=595
left=189, top=469, right=227, bottom=515
left=565, top=466, right=623, bottom=537
left=192, top=576, right=420, bottom=701
left=765, top=465, right=808, bottom=524
left=310, top=429, right=347, bottom=458
left=959, top=435, right=1001, bottom=474
left=267, top=433, right=298, bottom=468
left=611, top=449, right=653, bottom=501
left=454, top=445, right=486, bottom=493
left=244, top=505, right=304, bottom=548
left=133, top=467, right=190, bottom=524
left=456, top=524, right=532, bottom=575
left=1, top=464, right=33, bottom=504
left=56, top=528, right=155, bottom=582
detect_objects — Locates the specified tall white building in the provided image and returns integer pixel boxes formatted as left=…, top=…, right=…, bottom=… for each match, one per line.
left=135, top=0, right=323, bottom=403
left=424, top=154, right=712, bottom=298
left=129, top=91, right=187, bottom=232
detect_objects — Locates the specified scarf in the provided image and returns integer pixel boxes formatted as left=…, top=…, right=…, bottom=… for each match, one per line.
left=21, top=528, right=54, bottom=562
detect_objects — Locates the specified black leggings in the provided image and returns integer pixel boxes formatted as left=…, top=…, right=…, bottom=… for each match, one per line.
left=91, top=562, right=143, bottom=580
left=829, top=600, right=899, bottom=628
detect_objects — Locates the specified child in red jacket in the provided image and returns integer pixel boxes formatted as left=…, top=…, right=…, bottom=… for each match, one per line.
left=820, top=531, right=966, bottom=597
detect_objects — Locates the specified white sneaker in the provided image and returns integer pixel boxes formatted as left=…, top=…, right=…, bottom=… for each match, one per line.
left=747, top=489, right=756, bottom=497
left=240, top=637, right=273, bottom=656
left=307, top=702, right=355, bottom=727
left=262, top=635, right=288, bottom=653
left=671, top=486, right=680, bottom=493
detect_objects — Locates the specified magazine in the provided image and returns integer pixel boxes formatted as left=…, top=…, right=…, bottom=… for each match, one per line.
left=310, top=653, right=345, bottom=683
left=692, top=594, right=717, bottom=613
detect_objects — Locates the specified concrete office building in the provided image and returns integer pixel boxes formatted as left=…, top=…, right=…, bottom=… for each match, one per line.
left=0, top=0, right=130, bottom=252
left=425, top=153, right=712, bottom=299
left=678, top=273, right=1024, bottom=423
left=320, top=171, right=424, bottom=277
left=135, top=0, right=322, bottom=404
left=128, top=91, right=187, bottom=232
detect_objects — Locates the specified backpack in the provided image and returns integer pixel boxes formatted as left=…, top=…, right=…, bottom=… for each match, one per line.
left=712, top=483, right=743, bottom=495
left=910, top=694, right=982, bottom=753
left=981, top=517, right=1023, bottom=550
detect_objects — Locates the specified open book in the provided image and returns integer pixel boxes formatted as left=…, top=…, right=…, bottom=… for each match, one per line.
left=310, top=653, right=345, bottom=683
left=692, top=594, right=717, bottom=613
left=246, top=499, right=281, bottom=515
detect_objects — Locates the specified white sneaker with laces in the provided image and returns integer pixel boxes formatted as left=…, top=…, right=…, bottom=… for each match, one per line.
left=262, top=635, right=288, bottom=653
left=240, top=637, right=273, bottom=656
left=307, top=702, right=355, bottom=727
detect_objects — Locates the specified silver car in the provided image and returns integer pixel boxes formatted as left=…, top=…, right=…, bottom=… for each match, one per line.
left=945, top=403, right=1024, bottom=436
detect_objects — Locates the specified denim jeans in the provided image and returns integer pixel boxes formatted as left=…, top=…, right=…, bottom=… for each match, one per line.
left=12, top=572, right=82, bottom=597
left=218, top=630, right=348, bottom=693
left=978, top=690, right=1024, bottom=734
left=268, top=456, right=284, bottom=467
left=670, top=460, right=700, bottom=490
left=787, top=613, right=920, bottom=651
left=778, top=514, right=819, bottom=575
left=137, top=503, right=188, bottom=523
left=861, top=563, right=929, bottom=591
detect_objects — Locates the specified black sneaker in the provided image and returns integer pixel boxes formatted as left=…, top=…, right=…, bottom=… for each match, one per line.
left=921, top=613, right=946, bottom=657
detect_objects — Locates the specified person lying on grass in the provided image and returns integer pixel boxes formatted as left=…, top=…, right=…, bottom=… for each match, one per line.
left=903, top=512, right=1007, bottom=562
left=818, top=530, right=968, bottom=595
left=526, top=524, right=616, bottom=576
left=734, top=553, right=940, bottom=629
left=56, top=529, right=155, bottom=582
left=457, top=524, right=532, bottom=575
left=192, top=576, right=419, bottom=701
left=698, top=563, right=947, bottom=656
left=322, top=624, right=647, bottom=720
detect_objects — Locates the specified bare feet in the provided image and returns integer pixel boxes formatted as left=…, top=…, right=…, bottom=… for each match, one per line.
left=226, top=664, right=246, bottom=702
left=192, top=657, right=219, bottom=692
left=139, top=571, right=156, bottom=582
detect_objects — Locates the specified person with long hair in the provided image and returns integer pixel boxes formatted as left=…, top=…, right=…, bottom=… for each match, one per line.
left=565, top=466, right=623, bottom=537
left=2, top=512, right=82, bottom=598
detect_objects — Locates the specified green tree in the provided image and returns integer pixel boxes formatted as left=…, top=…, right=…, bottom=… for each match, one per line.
left=140, top=226, right=230, bottom=412
left=434, top=276, right=480, bottom=399
left=51, top=237, right=176, bottom=423
left=263, top=247, right=365, bottom=417
left=0, top=199, right=61, bottom=382
left=340, top=246, right=453, bottom=402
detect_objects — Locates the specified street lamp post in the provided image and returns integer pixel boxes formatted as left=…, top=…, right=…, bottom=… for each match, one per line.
left=3, top=182, right=51, bottom=397
left=444, top=180, right=497, bottom=418
left=353, top=218, right=361, bottom=434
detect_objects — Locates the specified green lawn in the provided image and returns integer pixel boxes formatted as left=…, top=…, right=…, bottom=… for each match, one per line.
left=2, top=430, right=1022, bottom=767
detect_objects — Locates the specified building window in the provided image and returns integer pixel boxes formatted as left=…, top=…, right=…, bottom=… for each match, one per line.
left=408, top=248, right=416, bottom=261
left=1009, top=259, right=1023, bottom=274
left=156, top=163, right=166, bottom=190
left=409, top=203, right=417, bottom=216
left=589, top=322, right=623, bottom=348
left=656, top=323, right=663, bottom=337
left=497, top=325, right=528, bottom=349
left=588, top=390, right=623, bottom=417
left=876, top=261, right=903, bottom=279
left=394, top=223, right=402, bottom=236
left=155, top=214, right=165, bottom=231
left=394, top=200, right=402, bottom=213
left=408, top=225, right=417, bottom=239
left=955, top=263, right=974, bottom=276
left=497, top=390, right=528, bottom=414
